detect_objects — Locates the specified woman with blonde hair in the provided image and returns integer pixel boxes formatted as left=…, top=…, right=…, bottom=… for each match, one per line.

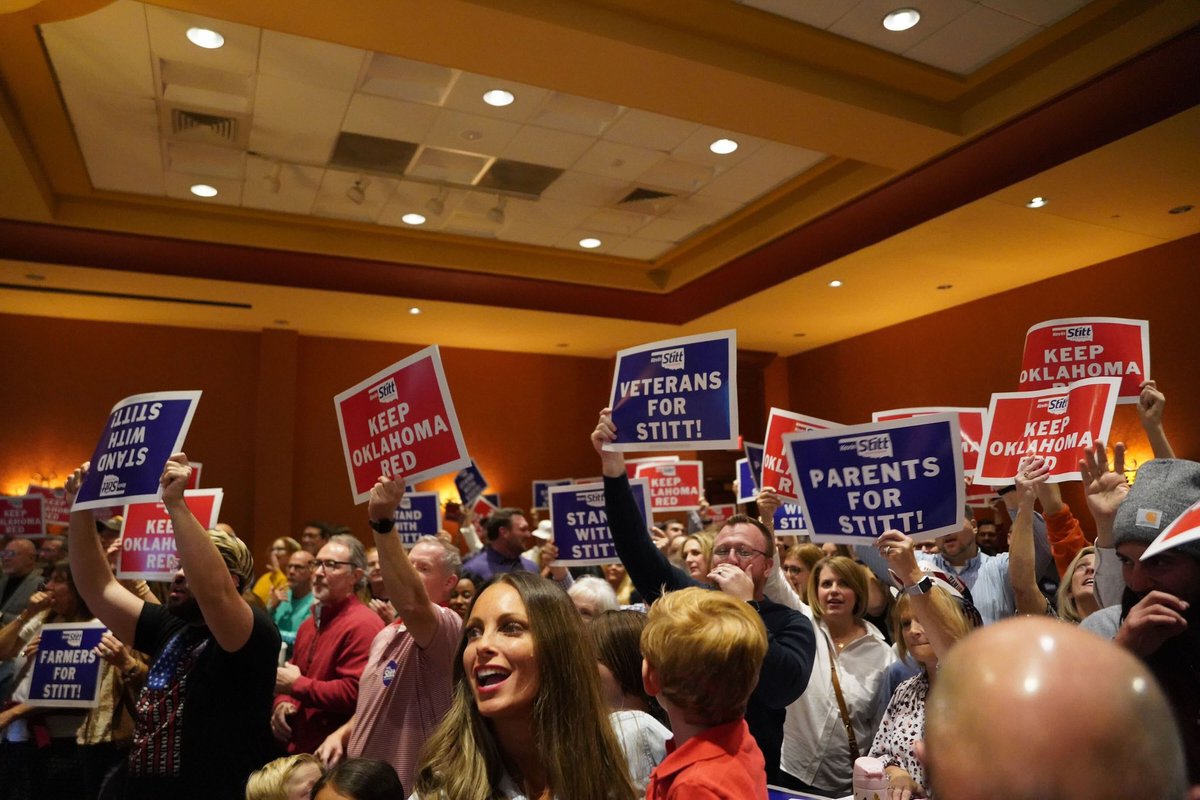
left=412, top=571, right=637, bottom=800
left=680, top=532, right=714, bottom=581
left=245, top=753, right=322, bottom=800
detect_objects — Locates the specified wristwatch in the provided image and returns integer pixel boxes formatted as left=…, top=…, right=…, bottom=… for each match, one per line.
left=368, top=518, right=395, bottom=534
left=901, top=575, right=934, bottom=596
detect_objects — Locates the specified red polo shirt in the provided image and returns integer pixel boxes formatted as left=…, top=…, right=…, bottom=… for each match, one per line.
left=645, top=717, right=768, bottom=800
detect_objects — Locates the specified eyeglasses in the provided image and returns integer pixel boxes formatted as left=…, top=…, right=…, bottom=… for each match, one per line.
left=712, top=545, right=769, bottom=561
left=312, top=559, right=354, bottom=572
left=782, top=565, right=806, bottom=575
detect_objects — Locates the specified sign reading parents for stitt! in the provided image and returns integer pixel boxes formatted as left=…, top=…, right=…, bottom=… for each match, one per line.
left=1, top=495, right=45, bottom=538
left=762, top=409, right=840, bottom=504
left=335, top=345, right=471, bottom=504
left=117, top=489, right=224, bottom=582
left=607, top=330, right=739, bottom=451
left=548, top=479, right=653, bottom=566
left=1019, top=317, right=1149, bottom=402
left=392, top=491, right=442, bottom=547
left=974, top=377, right=1120, bottom=486
left=784, top=414, right=965, bottom=544
left=634, top=461, right=704, bottom=512
left=872, top=408, right=987, bottom=477
left=73, top=391, right=202, bottom=512
left=532, top=479, right=573, bottom=511
left=28, top=621, right=107, bottom=709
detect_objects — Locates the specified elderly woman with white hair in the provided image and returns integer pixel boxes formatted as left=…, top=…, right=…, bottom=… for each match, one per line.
left=567, top=575, right=619, bottom=622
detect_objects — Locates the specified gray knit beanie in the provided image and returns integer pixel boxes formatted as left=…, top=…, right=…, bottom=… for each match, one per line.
left=1112, top=459, right=1200, bottom=559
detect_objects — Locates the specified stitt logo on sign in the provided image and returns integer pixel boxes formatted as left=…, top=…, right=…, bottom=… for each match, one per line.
left=650, top=348, right=685, bottom=371
left=1052, top=325, right=1093, bottom=342
left=369, top=378, right=398, bottom=404
left=838, top=434, right=893, bottom=459
left=1036, top=397, right=1069, bottom=415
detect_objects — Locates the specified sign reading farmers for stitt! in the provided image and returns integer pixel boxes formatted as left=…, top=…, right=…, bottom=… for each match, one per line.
left=334, top=346, right=470, bottom=504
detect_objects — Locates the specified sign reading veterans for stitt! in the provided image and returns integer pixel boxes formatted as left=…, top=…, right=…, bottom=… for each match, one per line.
left=607, top=330, right=739, bottom=451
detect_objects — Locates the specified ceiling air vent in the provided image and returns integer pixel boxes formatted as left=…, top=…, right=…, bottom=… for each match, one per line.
left=617, top=186, right=678, bottom=215
left=169, top=108, right=240, bottom=145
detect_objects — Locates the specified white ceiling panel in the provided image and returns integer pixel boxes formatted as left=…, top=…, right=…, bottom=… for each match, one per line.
left=424, top=108, right=520, bottom=157
left=500, top=125, right=594, bottom=169
left=905, top=4, right=1039, bottom=74
left=572, top=140, right=667, bottom=182
left=828, top=0, right=973, bottom=56
left=541, top=171, right=628, bottom=205
left=41, top=1, right=155, bottom=98
left=637, top=159, right=716, bottom=193
left=341, top=94, right=440, bottom=143
left=664, top=193, right=740, bottom=225
left=241, top=156, right=322, bottom=215
left=980, top=0, right=1091, bottom=27
left=637, top=215, right=705, bottom=242
left=259, top=30, right=366, bottom=93
left=164, top=172, right=243, bottom=206
left=311, top=169, right=397, bottom=222
left=406, top=147, right=490, bottom=185
left=531, top=93, right=624, bottom=136
left=165, top=141, right=245, bottom=179
left=60, top=84, right=164, bottom=195
left=249, top=73, right=350, bottom=163
left=608, top=237, right=674, bottom=261
left=695, top=165, right=787, bottom=203
left=442, top=73, right=552, bottom=124
left=145, top=4, right=261, bottom=75
left=581, top=207, right=653, bottom=236
left=604, top=108, right=700, bottom=152
left=671, top=125, right=765, bottom=171
left=738, top=142, right=828, bottom=177
left=358, top=53, right=459, bottom=105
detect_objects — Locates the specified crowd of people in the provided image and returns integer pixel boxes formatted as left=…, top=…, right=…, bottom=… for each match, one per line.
left=0, top=380, right=1196, bottom=799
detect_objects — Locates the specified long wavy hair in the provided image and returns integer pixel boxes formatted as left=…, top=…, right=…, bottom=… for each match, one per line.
left=413, top=571, right=637, bottom=800
left=1056, top=546, right=1097, bottom=624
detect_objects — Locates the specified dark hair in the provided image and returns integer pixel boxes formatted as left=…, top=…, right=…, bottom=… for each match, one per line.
left=588, top=609, right=669, bottom=727
left=49, top=561, right=92, bottom=622
left=311, top=758, right=404, bottom=800
left=484, top=508, right=524, bottom=541
left=304, top=521, right=333, bottom=541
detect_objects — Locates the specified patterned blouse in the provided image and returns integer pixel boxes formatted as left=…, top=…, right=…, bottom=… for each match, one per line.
left=867, top=671, right=930, bottom=790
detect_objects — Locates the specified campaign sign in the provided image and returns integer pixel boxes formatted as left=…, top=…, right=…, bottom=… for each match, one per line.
left=1019, top=317, right=1149, bottom=402
left=335, top=346, right=470, bottom=504
left=625, top=456, right=678, bottom=479
left=707, top=504, right=736, bottom=528
left=965, top=479, right=998, bottom=509
left=532, top=479, right=573, bottom=511
left=873, top=408, right=986, bottom=477
left=773, top=501, right=809, bottom=534
left=783, top=414, right=965, bottom=544
left=73, top=391, right=202, bottom=511
left=27, top=485, right=69, bottom=528
left=634, top=461, right=704, bottom=512
left=471, top=494, right=498, bottom=519
left=117, top=489, right=223, bottom=581
left=185, top=462, right=203, bottom=490
left=548, top=479, right=652, bottom=566
left=482, top=493, right=501, bottom=507
left=762, top=409, right=840, bottom=504
left=736, top=458, right=758, bottom=503
left=607, top=330, right=738, bottom=451
left=28, top=621, right=107, bottom=708
left=744, top=442, right=764, bottom=486
left=455, top=462, right=488, bottom=506
left=974, top=377, right=1120, bottom=486
left=1142, top=499, right=1200, bottom=560
left=1, top=495, right=45, bottom=537
left=393, top=491, right=442, bottom=547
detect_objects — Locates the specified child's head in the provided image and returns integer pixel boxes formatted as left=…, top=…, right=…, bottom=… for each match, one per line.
left=640, top=587, right=767, bottom=727
left=245, top=754, right=322, bottom=800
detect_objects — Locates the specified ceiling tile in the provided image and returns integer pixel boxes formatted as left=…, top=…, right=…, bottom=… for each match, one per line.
left=695, top=165, right=787, bottom=203
left=41, top=1, right=155, bottom=98
left=580, top=208, right=653, bottom=236
left=406, top=146, right=491, bottom=184
left=573, top=140, right=667, bottom=182
left=664, top=194, right=741, bottom=225
left=145, top=4, right=261, bottom=75
left=165, top=141, right=245, bottom=179
left=60, top=84, right=165, bottom=196
left=342, top=94, right=439, bottom=143
left=164, top=172, right=243, bottom=206
left=737, top=142, right=828, bottom=177
left=424, top=108, right=520, bottom=157
left=828, top=0, right=974, bottom=57
left=531, top=93, right=624, bottom=136
left=555, top=230, right=628, bottom=253
left=311, top=169, right=397, bottom=222
left=980, top=0, right=1091, bottom=27
left=259, top=30, right=366, bottom=93
left=358, top=53, right=459, bottom=105
left=603, top=108, right=700, bottom=152
left=637, top=159, right=715, bottom=193
left=905, top=4, right=1039, bottom=74
left=249, top=73, right=351, bottom=163
left=608, top=237, right=674, bottom=261
left=241, top=155, right=322, bottom=215
left=735, top=0, right=856, bottom=28
left=500, top=125, right=594, bottom=169
left=637, top=216, right=705, bottom=242
left=512, top=197, right=595, bottom=230
left=671, top=125, right=765, bottom=171
left=540, top=171, right=628, bottom=205
left=441, top=73, right=552, bottom=124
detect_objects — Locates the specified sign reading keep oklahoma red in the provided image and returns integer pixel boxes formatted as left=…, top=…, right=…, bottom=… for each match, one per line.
left=1019, top=317, right=1148, bottom=402
left=335, top=346, right=470, bottom=504
left=761, top=409, right=839, bottom=504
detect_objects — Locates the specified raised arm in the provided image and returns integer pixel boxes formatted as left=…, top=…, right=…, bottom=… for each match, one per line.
left=1078, top=441, right=1128, bottom=550
left=1032, top=480, right=1090, bottom=577
left=366, top=476, right=445, bottom=648
left=877, top=531, right=965, bottom=662
left=1136, top=380, right=1175, bottom=459
left=161, top=454, right=253, bottom=652
left=1009, top=457, right=1051, bottom=616
left=65, top=462, right=144, bottom=645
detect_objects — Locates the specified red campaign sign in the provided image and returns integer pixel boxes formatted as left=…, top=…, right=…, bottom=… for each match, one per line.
left=635, top=461, right=704, bottom=512
left=26, top=485, right=70, bottom=527
left=707, top=504, right=736, bottom=528
left=472, top=494, right=498, bottom=519
left=965, top=480, right=998, bottom=509
left=1142, top=499, right=1200, bottom=560
left=974, top=377, right=1119, bottom=486
left=117, top=490, right=223, bottom=581
left=334, top=346, right=471, bottom=504
left=872, top=407, right=986, bottom=476
left=1019, top=317, right=1149, bottom=402
left=1, top=495, right=45, bottom=537
left=761, top=409, right=839, bottom=503
left=185, top=462, right=202, bottom=490
left=624, top=456, right=679, bottom=479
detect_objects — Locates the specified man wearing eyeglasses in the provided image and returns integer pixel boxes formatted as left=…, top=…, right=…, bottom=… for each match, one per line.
left=272, top=534, right=384, bottom=755
left=0, top=537, right=43, bottom=702
left=591, top=409, right=816, bottom=789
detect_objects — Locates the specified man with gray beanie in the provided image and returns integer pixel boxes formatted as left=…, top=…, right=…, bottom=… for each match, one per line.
left=66, top=453, right=280, bottom=800
left=1080, top=448, right=1200, bottom=784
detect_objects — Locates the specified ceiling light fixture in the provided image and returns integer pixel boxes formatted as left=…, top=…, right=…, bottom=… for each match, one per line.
left=427, top=187, right=447, bottom=216
left=190, top=183, right=218, bottom=198
left=1026, top=196, right=1047, bottom=208
left=409, top=307, right=422, bottom=315
left=487, top=196, right=507, bottom=225
left=1168, top=204, right=1194, bottom=215
left=401, top=213, right=426, bottom=226
left=25, top=273, right=45, bottom=281
left=482, top=89, right=515, bottom=107
left=346, top=176, right=368, bottom=205
left=262, top=162, right=282, bottom=194
left=828, top=279, right=843, bottom=288
left=186, top=27, right=225, bottom=49
left=579, top=237, right=602, bottom=249
left=709, top=138, right=739, bottom=155
left=937, top=284, right=953, bottom=290
left=882, top=8, right=921, bottom=31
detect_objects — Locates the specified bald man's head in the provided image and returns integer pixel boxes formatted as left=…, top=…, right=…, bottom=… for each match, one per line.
left=923, top=617, right=1191, bottom=800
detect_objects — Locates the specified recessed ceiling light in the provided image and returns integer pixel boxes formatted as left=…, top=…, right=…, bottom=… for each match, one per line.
left=25, top=273, right=45, bottom=281
left=556, top=343, right=569, bottom=348
left=190, top=184, right=218, bottom=198
left=401, top=213, right=426, bottom=226
left=937, top=284, right=953, bottom=290
left=579, top=238, right=602, bottom=249
left=709, top=138, right=738, bottom=155
left=882, top=8, right=921, bottom=32
left=482, top=89, right=515, bottom=107
left=1168, top=204, right=1194, bottom=215
left=1026, top=196, right=1047, bottom=208
left=828, top=280, right=843, bottom=288
left=793, top=332, right=806, bottom=338
left=461, top=130, right=482, bottom=141
left=408, top=307, right=422, bottom=315
left=186, top=27, right=224, bottom=49
left=274, top=319, right=289, bottom=325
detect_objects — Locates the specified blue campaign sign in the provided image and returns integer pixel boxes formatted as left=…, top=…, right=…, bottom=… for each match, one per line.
left=607, top=330, right=738, bottom=451
left=737, top=458, right=758, bottom=503
left=28, top=621, right=107, bottom=708
left=74, top=391, right=202, bottom=511
left=532, top=479, right=573, bottom=511
left=773, top=501, right=808, bottom=534
left=783, top=414, right=965, bottom=544
left=483, top=493, right=501, bottom=507
left=548, top=479, right=652, bottom=566
left=744, top=441, right=764, bottom=486
left=454, top=462, right=487, bottom=506
left=393, top=491, right=443, bottom=547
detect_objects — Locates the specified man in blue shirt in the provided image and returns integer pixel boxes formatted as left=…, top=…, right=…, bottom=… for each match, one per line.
left=272, top=549, right=316, bottom=654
